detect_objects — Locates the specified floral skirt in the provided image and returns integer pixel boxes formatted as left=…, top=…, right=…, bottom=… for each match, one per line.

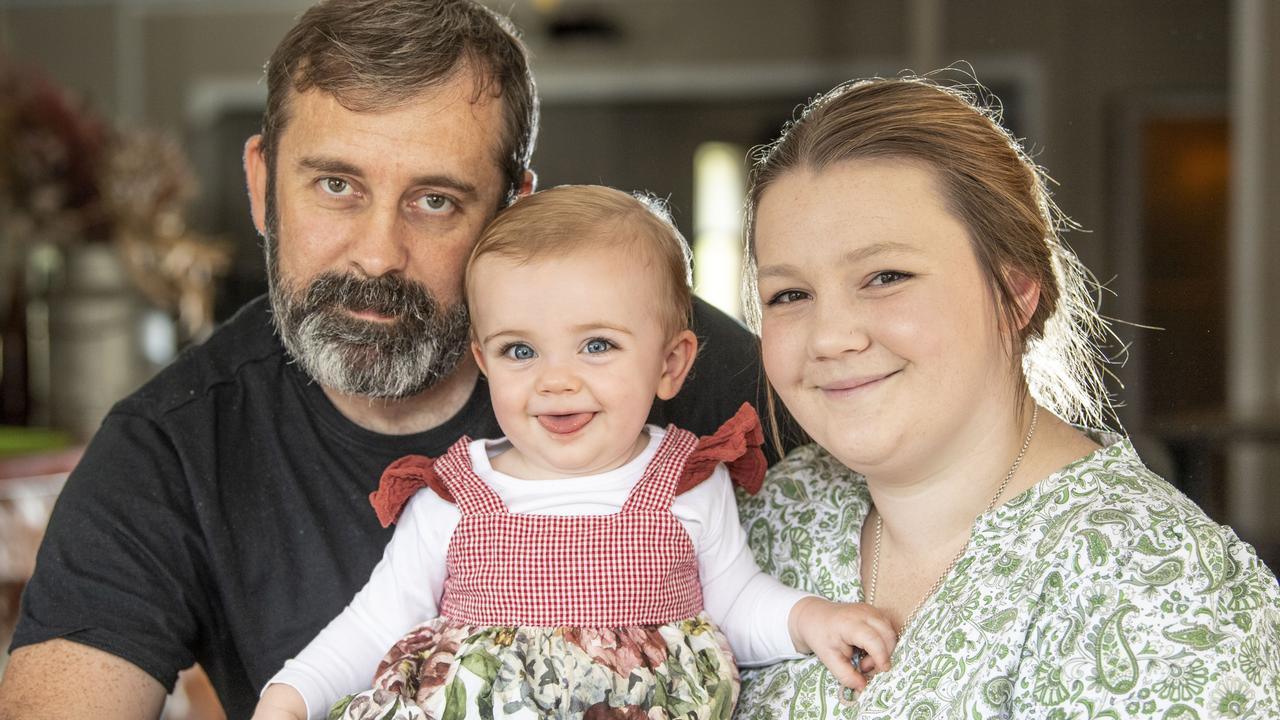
left=330, top=613, right=739, bottom=720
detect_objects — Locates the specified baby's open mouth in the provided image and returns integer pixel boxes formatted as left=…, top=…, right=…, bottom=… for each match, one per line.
left=537, top=412, right=595, bottom=435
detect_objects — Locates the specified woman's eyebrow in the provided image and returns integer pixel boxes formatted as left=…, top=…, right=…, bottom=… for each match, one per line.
left=840, top=241, right=923, bottom=265
left=757, top=241, right=923, bottom=281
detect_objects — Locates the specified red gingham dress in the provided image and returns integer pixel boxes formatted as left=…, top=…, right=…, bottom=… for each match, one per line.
left=340, top=405, right=765, bottom=720
left=435, top=426, right=704, bottom=628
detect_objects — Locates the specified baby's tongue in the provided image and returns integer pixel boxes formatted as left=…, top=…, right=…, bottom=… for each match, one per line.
left=537, top=412, right=594, bottom=434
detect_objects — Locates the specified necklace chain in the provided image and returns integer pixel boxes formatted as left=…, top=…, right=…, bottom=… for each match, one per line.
left=865, top=404, right=1039, bottom=638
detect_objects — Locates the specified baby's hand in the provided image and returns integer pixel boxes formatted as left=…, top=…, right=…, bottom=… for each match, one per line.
left=252, top=683, right=309, bottom=720
left=788, top=596, right=897, bottom=691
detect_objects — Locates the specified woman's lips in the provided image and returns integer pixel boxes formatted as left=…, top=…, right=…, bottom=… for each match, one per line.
left=537, top=412, right=595, bottom=435
left=819, top=370, right=899, bottom=396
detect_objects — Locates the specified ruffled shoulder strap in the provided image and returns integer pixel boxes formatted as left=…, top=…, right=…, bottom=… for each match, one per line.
left=368, top=453, right=456, bottom=528
left=675, top=402, right=767, bottom=497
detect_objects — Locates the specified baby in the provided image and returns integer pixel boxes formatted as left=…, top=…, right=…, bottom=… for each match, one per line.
left=254, top=185, right=895, bottom=719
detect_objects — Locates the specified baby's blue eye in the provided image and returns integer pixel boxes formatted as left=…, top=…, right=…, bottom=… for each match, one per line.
left=503, top=343, right=536, bottom=360
left=584, top=339, right=613, bottom=354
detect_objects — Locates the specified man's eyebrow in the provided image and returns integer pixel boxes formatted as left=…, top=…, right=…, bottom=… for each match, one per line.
left=296, top=156, right=479, bottom=199
left=298, top=156, right=363, bottom=177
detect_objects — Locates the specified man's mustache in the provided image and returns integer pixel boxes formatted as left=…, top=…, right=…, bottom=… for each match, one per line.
left=298, top=272, right=432, bottom=321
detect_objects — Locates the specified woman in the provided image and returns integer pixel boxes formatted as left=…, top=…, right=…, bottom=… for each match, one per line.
left=735, top=76, right=1280, bottom=718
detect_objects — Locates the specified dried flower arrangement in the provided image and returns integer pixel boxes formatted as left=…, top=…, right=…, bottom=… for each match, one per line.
left=0, top=57, right=229, bottom=340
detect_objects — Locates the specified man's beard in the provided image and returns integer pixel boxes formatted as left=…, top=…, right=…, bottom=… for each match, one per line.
left=263, top=196, right=470, bottom=400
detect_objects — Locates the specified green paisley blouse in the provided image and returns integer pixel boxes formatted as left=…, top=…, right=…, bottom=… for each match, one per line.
left=735, top=438, right=1280, bottom=719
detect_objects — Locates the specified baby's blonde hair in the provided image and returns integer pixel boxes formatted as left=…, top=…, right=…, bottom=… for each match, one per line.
left=465, top=184, right=694, bottom=340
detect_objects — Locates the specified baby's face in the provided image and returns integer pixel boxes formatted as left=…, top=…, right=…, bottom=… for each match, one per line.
left=469, top=246, right=690, bottom=479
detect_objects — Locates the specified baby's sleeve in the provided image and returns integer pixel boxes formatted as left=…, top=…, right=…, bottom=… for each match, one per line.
left=264, top=490, right=457, bottom=719
left=679, top=463, right=814, bottom=667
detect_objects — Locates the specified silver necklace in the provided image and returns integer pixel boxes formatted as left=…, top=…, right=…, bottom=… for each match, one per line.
left=844, top=407, right=1034, bottom=702
left=867, top=404, right=1038, bottom=631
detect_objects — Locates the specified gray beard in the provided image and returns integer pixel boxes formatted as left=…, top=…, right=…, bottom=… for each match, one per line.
left=264, top=228, right=470, bottom=400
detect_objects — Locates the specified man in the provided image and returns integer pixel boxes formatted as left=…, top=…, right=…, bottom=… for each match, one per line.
left=0, top=2, right=768, bottom=718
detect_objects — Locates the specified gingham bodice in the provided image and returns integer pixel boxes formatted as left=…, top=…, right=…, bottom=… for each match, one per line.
left=433, top=427, right=705, bottom=628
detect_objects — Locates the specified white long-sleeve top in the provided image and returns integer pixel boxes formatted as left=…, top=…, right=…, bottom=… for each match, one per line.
left=269, top=426, right=811, bottom=719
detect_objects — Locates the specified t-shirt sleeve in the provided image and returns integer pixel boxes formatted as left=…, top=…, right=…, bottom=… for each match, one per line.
left=677, top=464, right=811, bottom=667
left=10, top=410, right=210, bottom=690
left=266, top=490, right=455, bottom=719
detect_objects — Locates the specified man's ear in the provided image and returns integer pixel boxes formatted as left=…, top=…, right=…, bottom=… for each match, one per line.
left=656, top=329, right=699, bottom=401
left=244, top=135, right=269, bottom=236
left=517, top=169, right=536, bottom=198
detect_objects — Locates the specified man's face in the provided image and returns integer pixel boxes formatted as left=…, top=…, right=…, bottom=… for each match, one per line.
left=249, top=73, right=510, bottom=399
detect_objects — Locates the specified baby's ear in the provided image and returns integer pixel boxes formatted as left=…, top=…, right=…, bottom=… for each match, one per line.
left=471, top=341, right=488, bottom=377
left=656, top=330, right=699, bottom=401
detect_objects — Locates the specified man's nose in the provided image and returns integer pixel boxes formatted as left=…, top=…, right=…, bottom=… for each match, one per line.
left=348, top=204, right=410, bottom=278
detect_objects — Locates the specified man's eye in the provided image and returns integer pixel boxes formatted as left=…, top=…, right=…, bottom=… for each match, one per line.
left=416, top=194, right=455, bottom=214
left=583, top=338, right=614, bottom=354
left=320, top=177, right=353, bottom=196
left=868, top=271, right=912, bottom=286
left=766, top=290, right=809, bottom=306
left=502, top=343, right=536, bottom=360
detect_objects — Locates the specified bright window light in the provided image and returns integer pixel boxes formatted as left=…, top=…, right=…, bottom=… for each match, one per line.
left=692, top=142, right=745, bottom=320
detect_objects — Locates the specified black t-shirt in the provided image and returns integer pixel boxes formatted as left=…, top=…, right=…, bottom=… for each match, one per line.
left=12, top=295, right=772, bottom=719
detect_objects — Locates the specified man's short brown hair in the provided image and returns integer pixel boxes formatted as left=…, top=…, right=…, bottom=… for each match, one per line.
left=261, top=0, right=538, bottom=205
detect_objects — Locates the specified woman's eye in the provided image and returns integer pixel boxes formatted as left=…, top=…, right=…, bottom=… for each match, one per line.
left=502, top=343, right=536, bottom=360
left=320, top=177, right=353, bottom=196
left=415, top=194, right=455, bottom=214
left=584, top=339, right=614, bottom=354
left=766, top=289, right=809, bottom=306
left=868, top=271, right=912, bottom=286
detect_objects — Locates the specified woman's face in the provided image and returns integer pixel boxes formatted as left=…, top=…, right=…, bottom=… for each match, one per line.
left=754, top=158, right=1018, bottom=477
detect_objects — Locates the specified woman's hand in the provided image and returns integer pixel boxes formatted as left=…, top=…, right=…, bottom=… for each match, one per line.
left=788, top=596, right=897, bottom=691
left=252, top=683, right=309, bottom=720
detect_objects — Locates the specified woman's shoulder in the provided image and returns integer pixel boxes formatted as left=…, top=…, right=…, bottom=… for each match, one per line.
left=1005, top=436, right=1280, bottom=609
left=1018, top=437, right=1233, bottom=542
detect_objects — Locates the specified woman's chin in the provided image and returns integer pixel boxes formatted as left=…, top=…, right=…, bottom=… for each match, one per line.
left=806, top=429, right=898, bottom=476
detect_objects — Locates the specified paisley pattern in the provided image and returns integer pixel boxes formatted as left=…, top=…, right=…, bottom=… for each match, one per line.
left=735, top=440, right=1280, bottom=719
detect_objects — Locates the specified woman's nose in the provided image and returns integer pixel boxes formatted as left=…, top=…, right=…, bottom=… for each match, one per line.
left=807, top=297, right=871, bottom=360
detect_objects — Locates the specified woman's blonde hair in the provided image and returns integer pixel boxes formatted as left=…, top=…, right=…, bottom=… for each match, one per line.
left=744, top=75, right=1115, bottom=440
left=465, top=184, right=694, bottom=339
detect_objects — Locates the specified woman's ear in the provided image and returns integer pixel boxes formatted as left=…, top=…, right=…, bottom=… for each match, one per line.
left=1007, top=269, right=1042, bottom=331
left=656, top=329, right=699, bottom=401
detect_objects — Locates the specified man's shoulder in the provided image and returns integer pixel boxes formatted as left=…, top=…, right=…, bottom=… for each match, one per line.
left=117, top=296, right=284, bottom=421
left=691, top=296, right=756, bottom=355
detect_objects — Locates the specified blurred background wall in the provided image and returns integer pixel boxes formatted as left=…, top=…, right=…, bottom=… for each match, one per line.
left=0, top=0, right=1277, bottom=659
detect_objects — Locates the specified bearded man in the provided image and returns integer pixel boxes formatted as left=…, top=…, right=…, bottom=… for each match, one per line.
left=0, top=2, right=767, bottom=718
